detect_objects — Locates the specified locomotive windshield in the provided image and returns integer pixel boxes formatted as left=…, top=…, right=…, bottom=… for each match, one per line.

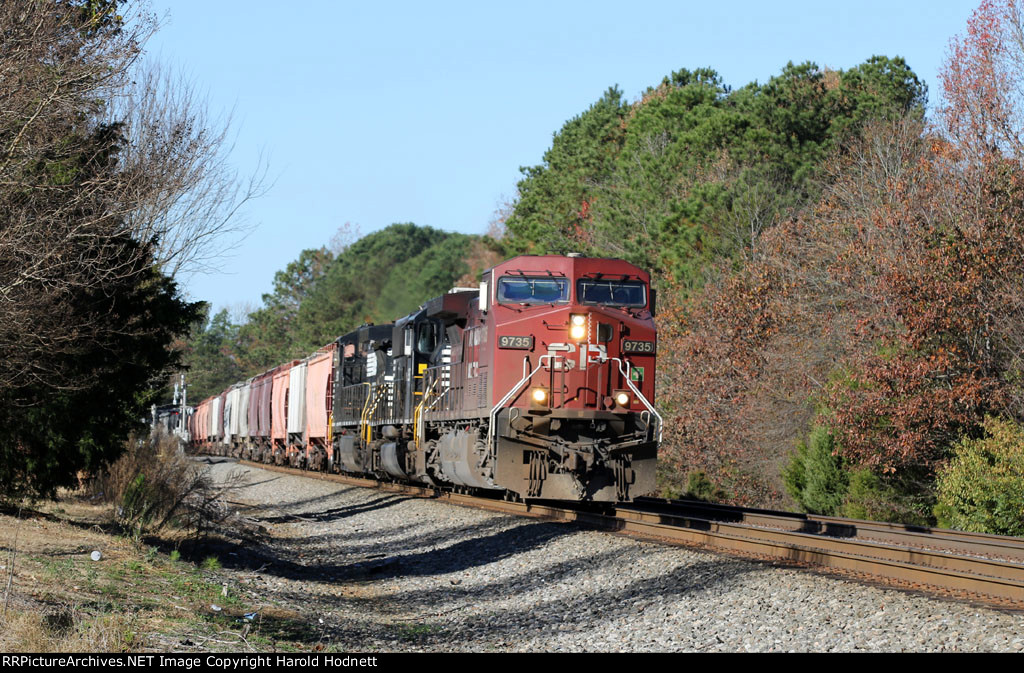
left=497, top=276, right=570, bottom=304
left=576, top=279, right=647, bottom=308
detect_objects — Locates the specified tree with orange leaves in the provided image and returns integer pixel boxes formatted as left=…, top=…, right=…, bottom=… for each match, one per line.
left=939, top=0, right=1024, bottom=165
left=658, top=0, right=1024, bottom=521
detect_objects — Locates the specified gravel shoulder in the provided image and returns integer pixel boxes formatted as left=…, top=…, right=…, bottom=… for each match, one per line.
left=202, top=457, right=1024, bottom=652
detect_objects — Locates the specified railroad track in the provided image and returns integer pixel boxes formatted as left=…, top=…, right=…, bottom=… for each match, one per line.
left=631, top=497, right=1024, bottom=563
left=231, top=458, right=1024, bottom=609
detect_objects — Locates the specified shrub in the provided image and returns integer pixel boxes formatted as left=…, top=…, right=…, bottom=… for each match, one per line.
left=655, top=463, right=686, bottom=500
left=840, top=469, right=933, bottom=525
left=934, top=417, right=1024, bottom=536
left=655, top=465, right=728, bottom=502
left=88, top=433, right=245, bottom=541
left=684, top=471, right=726, bottom=502
left=841, top=469, right=891, bottom=520
left=783, top=426, right=848, bottom=515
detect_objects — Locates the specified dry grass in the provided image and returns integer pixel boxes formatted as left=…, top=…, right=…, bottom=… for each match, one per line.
left=0, top=490, right=286, bottom=652
left=0, top=447, right=336, bottom=653
left=2, top=607, right=139, bottom=653
left=0, top=498, right=145, bottom=651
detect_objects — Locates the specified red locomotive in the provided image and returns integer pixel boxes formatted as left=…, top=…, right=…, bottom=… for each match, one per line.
left=189, top=254, right=659, bottom=502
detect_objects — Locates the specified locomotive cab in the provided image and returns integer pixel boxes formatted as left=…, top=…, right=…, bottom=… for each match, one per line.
left=480, top=255, right=659, bottom=501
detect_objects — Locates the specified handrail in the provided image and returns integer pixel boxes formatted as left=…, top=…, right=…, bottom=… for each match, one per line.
left=487, top=354, right=557, bottom=456
left=366, top=383, right=392, bottom=443
left=413, top=377, right=439, bottom=452
left=357, top=382, right=375, bottom=444
left=608, top=356, right=662, bottom=443
left=420, top=366, right=451, bottom=414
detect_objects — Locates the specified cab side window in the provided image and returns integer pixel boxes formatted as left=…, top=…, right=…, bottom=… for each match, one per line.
left=416, top=322, right=436, bottom=355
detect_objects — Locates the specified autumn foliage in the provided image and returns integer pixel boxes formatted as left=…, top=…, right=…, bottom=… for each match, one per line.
left=655, top=1, right=1024, bottom=517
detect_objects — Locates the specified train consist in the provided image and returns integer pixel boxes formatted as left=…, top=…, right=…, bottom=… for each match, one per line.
left=188, top=254, right=660, bottom=501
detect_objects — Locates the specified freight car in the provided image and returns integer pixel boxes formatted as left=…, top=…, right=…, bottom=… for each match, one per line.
left=189, top=254, right=660, bottom=502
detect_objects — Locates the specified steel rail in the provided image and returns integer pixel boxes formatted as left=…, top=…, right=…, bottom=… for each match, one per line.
left=630, top=498, right=1024, bottom=562
left=232, top=458, right=1024, bottom=607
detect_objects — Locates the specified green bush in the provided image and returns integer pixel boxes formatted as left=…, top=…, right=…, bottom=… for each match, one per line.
left=655, top=463, right=686, bottom=500
left=684, top=470, right=726, bottom=502
left=841, top=469, right=890, bottom=520
left=783, top=426, right=848, bottom=515
left=840, top=469, right=932, bottom=525
left=934, top=417, right=1024, bottom=536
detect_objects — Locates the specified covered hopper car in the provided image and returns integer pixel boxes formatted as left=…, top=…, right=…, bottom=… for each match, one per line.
left=189, top=254, right=660, bottom=502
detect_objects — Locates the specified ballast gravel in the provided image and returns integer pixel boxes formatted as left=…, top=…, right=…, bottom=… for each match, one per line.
left=204, top=458, right=1024, bottom=652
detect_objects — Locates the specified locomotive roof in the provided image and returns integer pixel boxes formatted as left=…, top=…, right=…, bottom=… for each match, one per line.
left=422, top=288, right=476, bottom=322
left=336, top=323, right=393, bottom=347
left=488, top=254, right=649, bottom=281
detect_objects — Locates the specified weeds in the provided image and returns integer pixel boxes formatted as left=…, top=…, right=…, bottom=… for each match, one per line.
left=394, top=622, right=440, bottom=641
left=2, top=507, right=21, bottom=624
left=88, top=433, right=247, bottom=543
left=0, top=444, right=317, bottom=653
left=42, top=558, right=75, bottom=580
left=1, top=605, right=140, bottom=652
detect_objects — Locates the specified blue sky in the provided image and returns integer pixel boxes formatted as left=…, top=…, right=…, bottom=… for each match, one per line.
left=144, top=0, right=980, bottom=316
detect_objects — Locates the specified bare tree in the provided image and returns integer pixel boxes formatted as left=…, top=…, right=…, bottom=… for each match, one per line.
left=0, top=1, right=263, bottom=393
left=112, top=60, right=268, bottom=279
left=328, top=221, right=362, bottom=256
left=940, top=0, right=1024, bottom=166
left=486, top=195, right=514, bottom=241
left=0, top=2, right=150, bottom=389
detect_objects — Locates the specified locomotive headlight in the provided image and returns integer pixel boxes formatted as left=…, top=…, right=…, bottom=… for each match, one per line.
left=569, top=314, right=587, bottom=341
left=614, top=390, right=631, bottom=408
left=530, top=386, right=550, bottom=409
